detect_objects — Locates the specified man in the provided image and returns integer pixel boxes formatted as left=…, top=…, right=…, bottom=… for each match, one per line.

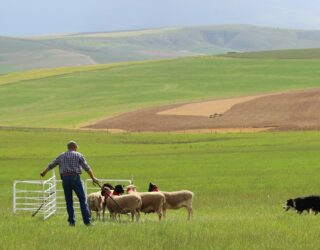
left=40, top=141, right=99, bottom=226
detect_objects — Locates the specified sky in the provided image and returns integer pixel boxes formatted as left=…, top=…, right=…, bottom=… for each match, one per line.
left=1, top=0, right=320, bottom=36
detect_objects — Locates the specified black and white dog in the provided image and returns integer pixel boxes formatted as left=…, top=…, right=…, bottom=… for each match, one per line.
left=284, top=196, right=320, bottom=214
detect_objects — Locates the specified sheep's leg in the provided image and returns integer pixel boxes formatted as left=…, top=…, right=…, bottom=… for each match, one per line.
left=163, top=208, right=167, bottom=220
left=98, top=210, right=101, bottom=221
left=187, top=206, right=193, bottom=220
left=131, top=212, right=134, bottom=222
left=95, top=211, right=99, bottom=221
left=102, top=208, right=105, bottom=221
left=157, top=209, right=162, bottom=221
left=135, top=210, right=140, bottom=222
left=157, top=212, right=162, bottom=221
left=110, top=212, right=115, bottom=221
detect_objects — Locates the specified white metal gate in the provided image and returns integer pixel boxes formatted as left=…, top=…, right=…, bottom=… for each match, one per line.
left=13, top=172, right=132, bottom=220
left=13, top=172, right=57, bottom=220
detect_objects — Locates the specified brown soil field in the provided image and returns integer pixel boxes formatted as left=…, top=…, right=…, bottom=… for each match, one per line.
left=157, top=94, right=269, bottom=117
left=84, top=88, right=320, bottom=132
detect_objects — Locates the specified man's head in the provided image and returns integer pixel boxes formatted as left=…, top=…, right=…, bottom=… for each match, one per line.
left=67, top=141, right=78, bottom=151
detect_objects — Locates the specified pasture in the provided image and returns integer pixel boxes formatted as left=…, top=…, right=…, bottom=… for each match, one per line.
left=2, top=57, right=320, bottom=128
left=1, top=128, right=320, bottom=249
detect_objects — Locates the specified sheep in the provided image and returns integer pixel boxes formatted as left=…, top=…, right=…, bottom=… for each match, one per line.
left=126, top=184, right=166, bottom=221
left=148, top=182, right=194, bottom=220
left=87, top=191, right=105, bottom=221
left=101, top=185, right=142, bottom=222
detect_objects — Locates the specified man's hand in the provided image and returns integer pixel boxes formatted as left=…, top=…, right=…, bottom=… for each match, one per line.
left=40, top=168, right=49, bottom=177
left=86, top=169, right=100, bottom=187
left=92, top=177, right=100, bottom=186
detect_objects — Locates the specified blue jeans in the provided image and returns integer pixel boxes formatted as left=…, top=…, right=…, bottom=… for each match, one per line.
left=61, top=175, right=90, bottom=225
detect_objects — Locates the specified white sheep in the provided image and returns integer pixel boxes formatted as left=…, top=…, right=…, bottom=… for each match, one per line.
left=102, top=186, right=142, bottom=222
left=148, top=183, right=194, bottom=220
left=126, top=185, right=166, bottom=221
left=87, top=191, right=105, bottom=221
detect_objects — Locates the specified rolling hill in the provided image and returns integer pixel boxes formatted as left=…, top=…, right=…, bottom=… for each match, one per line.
left=1, top=55, right=320, bottom=128
left=4, top=25, right=320, bottom=73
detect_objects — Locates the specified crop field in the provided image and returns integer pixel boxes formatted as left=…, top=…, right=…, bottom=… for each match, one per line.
left=1, top=56, right=320, bottom=128
left=1, top=129, right=320, bottom=249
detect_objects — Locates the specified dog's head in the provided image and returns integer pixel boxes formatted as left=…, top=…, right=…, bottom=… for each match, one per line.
left=148, top=182, right=159, bottom=192
left=284, top=199, right=295, bottom=211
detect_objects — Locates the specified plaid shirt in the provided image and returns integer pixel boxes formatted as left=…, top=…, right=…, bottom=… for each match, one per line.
left=48, top=150, right=91, bottom=175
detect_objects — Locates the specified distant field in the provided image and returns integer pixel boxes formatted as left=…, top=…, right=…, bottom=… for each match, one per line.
left=1, top=56, right=320, bottom=128
left=222, top=48, right=320, bottom=59
left=1, top=129, right=320, bottom=249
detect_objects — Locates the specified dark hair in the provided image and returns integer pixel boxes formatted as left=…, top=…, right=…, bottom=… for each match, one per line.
left=67, top=141, right=78, bottom=149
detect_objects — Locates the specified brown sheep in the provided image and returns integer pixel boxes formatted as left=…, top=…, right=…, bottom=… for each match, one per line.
left=87, top=191, right=105, bottom=221
left=126, top=184, right=165, bottom=221
left=148, top=183, right=194, bottom=220
left=101, top=186, right=142, bottom=222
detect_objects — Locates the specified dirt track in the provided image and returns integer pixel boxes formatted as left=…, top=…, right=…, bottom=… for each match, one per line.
left=84, top=88, right=320, bottom=132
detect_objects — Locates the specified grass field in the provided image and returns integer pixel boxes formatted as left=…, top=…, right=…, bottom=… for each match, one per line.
left=1, top=129, right=320, bottom=249
left=1, top=56, right=320, bottom=128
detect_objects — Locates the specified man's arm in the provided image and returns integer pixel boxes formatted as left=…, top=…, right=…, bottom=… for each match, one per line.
left=40, top=156, right=60, bottom=177
left=86, top=169, right=100, bottom=185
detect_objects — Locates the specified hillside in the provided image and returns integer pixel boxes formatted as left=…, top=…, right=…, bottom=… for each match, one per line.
left=0, top=36, right=96, bottom=74
left=1, top=56, right=320, bottom=128
left=4, top=25, right=320, bottom=73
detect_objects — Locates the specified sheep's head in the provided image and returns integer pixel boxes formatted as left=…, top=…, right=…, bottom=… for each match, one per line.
left=148, top=182, right=159, bottom=192
left=101, top=183, right=114, bottom=196
left=113, top=185, right=125, bottom=195
left=101, top=186, right=112, bottom=197
left=103, top=183, right=115, bottom=190
left=126, top=184, right=137, bottom=193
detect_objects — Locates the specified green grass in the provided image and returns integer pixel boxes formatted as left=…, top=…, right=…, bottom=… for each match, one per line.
left=0, top=60, right=150, bottom=86
left=1, top=56, right=320, bottom=128
left=1, top=129, right=320, bottom=249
